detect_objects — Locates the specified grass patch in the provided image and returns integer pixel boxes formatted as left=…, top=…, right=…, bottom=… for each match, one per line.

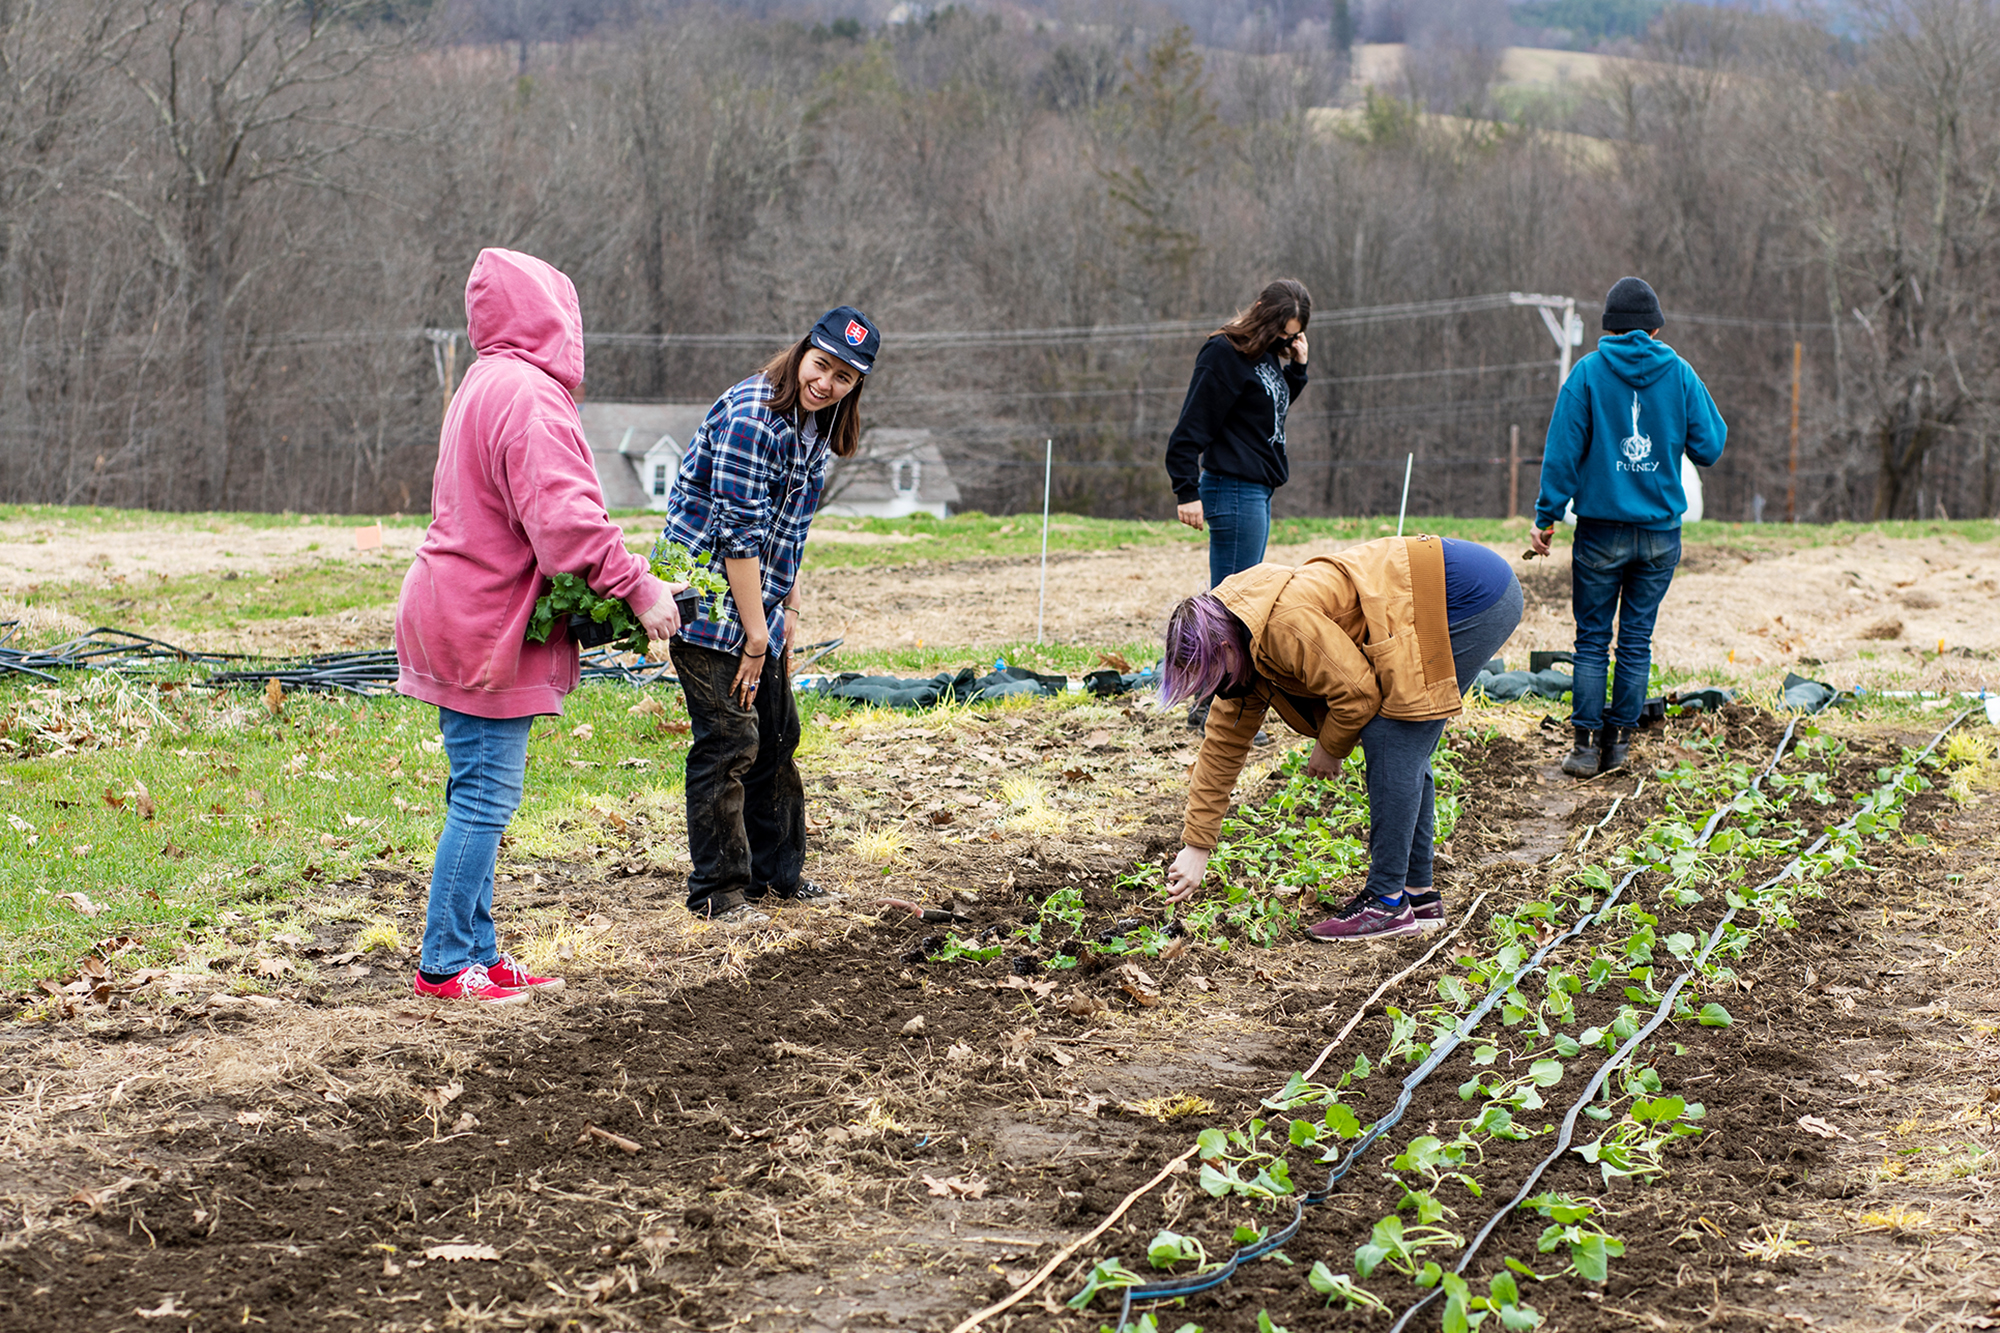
left=0, top=674, right=704, bottom=987
left=19, top=558, right=410, bottom=635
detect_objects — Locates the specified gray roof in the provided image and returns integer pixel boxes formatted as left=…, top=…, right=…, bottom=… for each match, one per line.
left=577, top=401, right=710, bottom=509
left=823, top=429, right=959, bottom=507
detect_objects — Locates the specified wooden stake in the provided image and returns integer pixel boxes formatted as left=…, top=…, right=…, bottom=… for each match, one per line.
left=1508, top=424, right=1520, bottom=520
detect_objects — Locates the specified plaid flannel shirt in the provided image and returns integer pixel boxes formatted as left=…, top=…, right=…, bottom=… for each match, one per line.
left=659, top=374, right=829, bottom=654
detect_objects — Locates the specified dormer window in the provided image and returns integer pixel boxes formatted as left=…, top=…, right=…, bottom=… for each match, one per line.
left=653, top=464, right=668, bottom=496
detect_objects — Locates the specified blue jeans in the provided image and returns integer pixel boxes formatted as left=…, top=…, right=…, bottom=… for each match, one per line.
left=420, top=707, right=534, bottom=976
left=1200, top=471, right=1273, bottom=588
left=1358, top=579, right=1524, bottom=901
left=1570, top=521, right=1681, bottom=731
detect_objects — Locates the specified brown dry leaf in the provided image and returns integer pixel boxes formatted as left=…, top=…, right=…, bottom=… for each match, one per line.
left=1159, top=934, right=1189, bottom=962
left=415, top=1081, right=465, bottom=1112
left=922, top=1173, right=990, bottom=1199
left=659, top=719, right=693, bottom=735
left=252, top=956, right=294, bottom=978
left=159, top=842, right=188, bottom=861
left=132, top=780, right=156, bottom=821
left=263, top=677, right=284, bottom=715
left=57, top=891, right=105, bottom=918
left=945, top=1042, right=975, bottom=1062
left=571, top=723, right=595, bottom=741
left=102, top=787, right=126, bottom=810
left=423, top=1243, right=501, bottom=1262
left=900, top=1014, right=927, bottom=1035
left=1797, top=1115, right=1853, bottom=1141
left=1117, top=962, right=1161, bottom=1007
left=1048, top=1046, right=1076, bottom=1067
left=1188, top=974, right=1211, bottom=993
left=628, top=696, right=666, bottom=717
left=1085, top=729, right=1113, bottom=749
left=1065, top=991, right=1110, bottom=1019
left=1003, top=1027, right=1037, bottom=1056
left=134, top=1296, right=189, bottom=1319
left=1095, top=651, right=1133, bottom=672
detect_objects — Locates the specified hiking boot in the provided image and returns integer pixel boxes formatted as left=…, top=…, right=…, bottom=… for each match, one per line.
left=705, top=902, right=771, bottom=927
left=1561, top=726, right=1600, bottom=778
left=1306, top=889, right=1421, bottom=942
left=1407, top=889, right=1446, bottom=932
left=486, top=953, right=564, bottom=993
left=412, top=963, right=530, bottom=1007
left=1599, top=726, right=1634, bottom=772
left=763, top=879, right=842, bottom=907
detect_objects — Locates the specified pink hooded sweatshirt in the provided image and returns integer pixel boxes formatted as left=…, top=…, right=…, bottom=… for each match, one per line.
left=395, top=249, right=665, bottom=719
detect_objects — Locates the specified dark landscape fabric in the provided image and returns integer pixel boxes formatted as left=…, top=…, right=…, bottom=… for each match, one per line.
left=806, top=665, right=1068, bottom=709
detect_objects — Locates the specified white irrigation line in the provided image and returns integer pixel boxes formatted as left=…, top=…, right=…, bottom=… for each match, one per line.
left=1300, top=888, right=1494, bottom=1083
left=1574, top=778, right=1644, bottom=856
left=1036, top=439, right=1052, bottom=644
left=1395, top=452, right=1413, bottom=535
left=949, top=1141, right=1203, bottom=1333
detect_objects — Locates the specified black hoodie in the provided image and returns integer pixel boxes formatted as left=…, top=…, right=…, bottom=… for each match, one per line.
left=1164, top=335, right=1309, bottom=502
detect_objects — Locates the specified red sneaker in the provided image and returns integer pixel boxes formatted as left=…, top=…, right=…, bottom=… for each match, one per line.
left=1306, top=889, right=1422, bottom=942
left=412, top=963, right=530, bottom=1006
left=485, top=953, right=564, bottom=993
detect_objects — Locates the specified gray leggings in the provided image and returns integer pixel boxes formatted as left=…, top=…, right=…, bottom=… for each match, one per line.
left=1357, top=578, right=1524, bottom=901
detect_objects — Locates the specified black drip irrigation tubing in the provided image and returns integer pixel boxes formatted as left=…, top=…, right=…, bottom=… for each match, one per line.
left=1112, top=717, right=1804, bottom=1329
left=0, top=624, right=244, bottom=682
left=1383, top=705, right=1974, bottom=1332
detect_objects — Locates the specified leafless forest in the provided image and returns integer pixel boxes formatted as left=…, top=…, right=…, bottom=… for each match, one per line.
left=0, top=0, right=1994, bottom=520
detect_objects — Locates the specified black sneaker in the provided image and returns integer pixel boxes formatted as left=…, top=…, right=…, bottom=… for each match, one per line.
left=766, top=879, right=842, bottom=907
left=1407, top=889, right=1445, bottom=932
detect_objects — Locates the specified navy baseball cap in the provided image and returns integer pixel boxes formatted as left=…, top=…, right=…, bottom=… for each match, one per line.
left=808, top=305, right=881, bottom=375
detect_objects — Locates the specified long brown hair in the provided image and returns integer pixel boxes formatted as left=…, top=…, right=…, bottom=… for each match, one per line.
left=756, top=338, right=865, bottom=459
left=1214, top=279, right=1313, bottom=360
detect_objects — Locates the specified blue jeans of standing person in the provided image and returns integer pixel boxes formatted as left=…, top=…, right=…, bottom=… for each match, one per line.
left=1357, top=577, right=1525, bottom=903
left=1200, top=470, right=1273, bottom=588
left=1570, top=521, right=1681, bottom=732
left=421, top=707, right=535, bottom=977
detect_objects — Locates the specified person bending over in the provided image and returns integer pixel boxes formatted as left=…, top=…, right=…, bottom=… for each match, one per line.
left=658, top=307, right=880, bottom=926
left=1530, top=276, right=1726, bottom=778
left=1159, top=536, right=1522, bottom=941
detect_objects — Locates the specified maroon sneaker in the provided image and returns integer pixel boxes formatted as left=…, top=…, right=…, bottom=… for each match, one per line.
left=486, top=953, right=565, bottom=993
left=1307, top=890, right=1421, bottom=942
left=1408, top=889, right=1446, bottom=932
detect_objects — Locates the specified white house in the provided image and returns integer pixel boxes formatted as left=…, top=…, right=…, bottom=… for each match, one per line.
left=821, top=428, right=959, bottom=519
left=576, top=401, right=710, bottom=511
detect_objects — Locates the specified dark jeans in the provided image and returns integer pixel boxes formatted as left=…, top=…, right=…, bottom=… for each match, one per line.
left=1570, top=521, right=1681, bottom=731
left=670, top=638, right=806, bottom=916
left=1199, top=470, right=1273, bottom=588
left=1358, top=579, right=1524, bottom=902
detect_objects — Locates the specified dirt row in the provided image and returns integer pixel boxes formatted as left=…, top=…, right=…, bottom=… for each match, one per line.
left=0, top=704, right=1991, bottom=1332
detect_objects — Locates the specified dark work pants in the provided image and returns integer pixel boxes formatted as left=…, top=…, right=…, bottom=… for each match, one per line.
left=1358, top=579, right=1525, bottom=902
left=670, top=638, right=806, bottom=916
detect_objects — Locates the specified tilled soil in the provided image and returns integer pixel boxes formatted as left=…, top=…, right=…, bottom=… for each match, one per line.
left=0, top=709, right=1991, bottom=1333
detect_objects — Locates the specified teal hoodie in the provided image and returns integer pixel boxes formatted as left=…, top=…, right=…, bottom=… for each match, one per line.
left=1533, top=331, right=1726, bottom=530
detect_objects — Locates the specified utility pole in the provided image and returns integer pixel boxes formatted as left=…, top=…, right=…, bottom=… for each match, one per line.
left=1786, top=340, right=1802, bottom=523
left=1510, top=292, right=1583, bottom=385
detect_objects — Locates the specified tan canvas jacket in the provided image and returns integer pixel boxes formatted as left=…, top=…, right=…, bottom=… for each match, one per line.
left=1182, top=535, right=1458, bottom=850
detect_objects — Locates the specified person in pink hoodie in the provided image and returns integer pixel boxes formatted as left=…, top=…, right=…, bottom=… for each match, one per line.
left=396, top=248, right=687, bottom=1005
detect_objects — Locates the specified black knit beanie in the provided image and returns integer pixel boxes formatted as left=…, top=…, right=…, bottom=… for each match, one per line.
left=1601, top=277, right=1663, bottom=332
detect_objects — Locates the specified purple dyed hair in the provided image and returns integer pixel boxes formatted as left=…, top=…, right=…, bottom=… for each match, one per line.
left=1161, top=594, right=1251, bottom=706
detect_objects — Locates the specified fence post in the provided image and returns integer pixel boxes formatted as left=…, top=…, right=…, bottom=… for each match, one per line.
left=1787, top=340, right=1802, bottom=523
left=1508, top=424, right=1520, bottom=520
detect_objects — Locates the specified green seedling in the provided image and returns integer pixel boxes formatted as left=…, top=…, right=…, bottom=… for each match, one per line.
left=1069, top=1257, right=1143, bottom=1309
left=1354, top=1213, right=1465, bottom=1280
left=1576, top=1094, right=1706, bottom=1184
left=1287, top=1102, right=1365, bottom=1160
left=1103, top=1315, right=1204, bottom=1333
left=1145, top=1228, right=1212, bottom=1272
left=1458, top=1058, right=1565, bottom=1112
left=1439, top=1270, right=1545, bottom=1331
left=1389, top=1137, right=1483, bottom=1205
left=1196, top=1121, right=1295, bottom=1202
left=1307, top=1260, right=1389, bottom=1312
left=1261, top=1055, right=1372, bottom=1112
left=1520, top=1192, right=1626, bottom=1282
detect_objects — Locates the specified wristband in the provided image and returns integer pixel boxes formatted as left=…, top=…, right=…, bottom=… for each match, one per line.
left=742, top=649, right=768, bottom=659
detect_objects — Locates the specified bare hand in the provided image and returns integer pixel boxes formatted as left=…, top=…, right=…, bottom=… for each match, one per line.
left=637, top=583, right=688, bottom=655
left=1526, top=527, right=1554, bottom=560
left=1283, top=331, right=1310, bottom=366
left=1164, top=846, right=1212, bottom=902
left=1304, top=741, right=1339, bottom=780
left=1176, top=501, right=1205, bottom=532
left=732, top=637, right=770, bottom=708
